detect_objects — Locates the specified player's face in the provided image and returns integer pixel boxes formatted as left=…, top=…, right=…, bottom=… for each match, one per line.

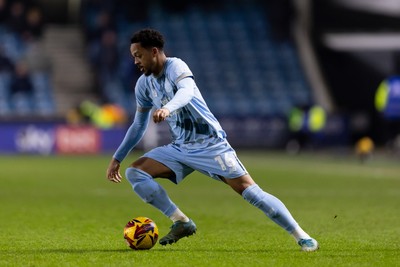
left=130, top=43, right=156, bottom=76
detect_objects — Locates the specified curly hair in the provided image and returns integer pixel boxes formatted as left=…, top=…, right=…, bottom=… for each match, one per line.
left=130, top=28, right=164, bottom=50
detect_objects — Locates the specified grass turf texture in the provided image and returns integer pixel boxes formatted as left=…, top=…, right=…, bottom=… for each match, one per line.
left=0, top=151, right=399, bottom=267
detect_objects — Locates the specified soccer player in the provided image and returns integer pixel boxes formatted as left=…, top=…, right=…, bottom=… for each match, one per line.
left=106, top=28, right=319, bottom=252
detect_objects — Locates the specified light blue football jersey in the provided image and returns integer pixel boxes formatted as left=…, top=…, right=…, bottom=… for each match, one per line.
left=135, top=57, right=226, bottom=144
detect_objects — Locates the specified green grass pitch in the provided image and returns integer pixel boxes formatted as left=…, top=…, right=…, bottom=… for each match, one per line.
left=0, top=151, right=399, bottom=266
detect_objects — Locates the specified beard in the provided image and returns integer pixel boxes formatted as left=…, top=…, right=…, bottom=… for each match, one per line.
left=138, top=65, right=152, bottom=76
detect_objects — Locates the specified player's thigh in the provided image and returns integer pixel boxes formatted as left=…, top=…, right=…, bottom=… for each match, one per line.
left=186, top=140, right=248, bottom=180
left=130, top=157, right=174, bottom=179
left=139, top=145, right=195, bottom=183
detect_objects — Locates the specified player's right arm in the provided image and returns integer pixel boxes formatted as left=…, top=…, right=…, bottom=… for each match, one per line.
left=106, top=107, right=152, bottom=183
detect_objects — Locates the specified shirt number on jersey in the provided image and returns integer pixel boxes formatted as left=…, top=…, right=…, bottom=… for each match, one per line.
left=214, top=153, right=237, bottom=172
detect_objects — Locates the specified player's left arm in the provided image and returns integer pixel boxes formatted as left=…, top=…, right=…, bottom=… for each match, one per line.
left=153, top=77, right=195, bottom=123
left=107, top=107, right=152, bottom=182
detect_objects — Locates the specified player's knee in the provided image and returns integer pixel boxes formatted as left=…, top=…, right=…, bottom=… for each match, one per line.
left=125, top=167, right=156, bottom=203
left=226, top=174, right=255, bottom=195
left=125, top=167, right=151, bottom=185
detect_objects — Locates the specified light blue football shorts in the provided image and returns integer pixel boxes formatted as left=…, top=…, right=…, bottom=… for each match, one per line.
left=142, top=137, right=248, bottom=184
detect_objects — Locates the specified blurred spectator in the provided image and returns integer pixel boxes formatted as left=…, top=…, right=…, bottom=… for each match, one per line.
left=66, top=100, right=127, bottom=128
left=23, top=6, right=45, bottom=41
left=375, top=76, right=400, bottom=120
left=87, top=28, right=120, bottom=100
left=119, top=55, right=140, bottom=94
left=96, top=29, right=119, bottom=80
left=287, top=105, right=327, bottom=153
left=355, top=136, right=374, bottom=163
left=375, top=76, right=400, bottom=149
left=86, top=10, right=115, bottom=43
left=10, top=61, right=33, bottom=96
left=0, top=46, right=14, bottom=73
left=0, top=0, right=8, bottom=24
left=5, top=1, right=27, bottom=35
left=85, top=9, right=116, bottom=84
left=0, top=0, right=50, bottom=116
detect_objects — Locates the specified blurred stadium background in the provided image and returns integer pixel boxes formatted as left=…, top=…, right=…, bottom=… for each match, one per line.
left=1, top=0, right=400, bottom=156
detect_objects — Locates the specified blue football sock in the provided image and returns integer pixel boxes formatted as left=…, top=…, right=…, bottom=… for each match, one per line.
left=125, top=167, right=177, bottom=217
left=242, top=184, right=299, bottom=233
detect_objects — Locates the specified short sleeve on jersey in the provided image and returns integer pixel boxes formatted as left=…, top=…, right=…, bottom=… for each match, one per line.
left=135, top=75, right=153, bottom=109
left=167, top=58, right=193, bottom=85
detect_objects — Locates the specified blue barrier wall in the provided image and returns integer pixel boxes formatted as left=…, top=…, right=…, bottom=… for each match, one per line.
left=0, top=115, right=349, bottom=155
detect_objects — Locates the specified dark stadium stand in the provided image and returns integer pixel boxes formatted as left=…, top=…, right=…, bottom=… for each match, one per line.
left=0, top=1, right=55, bottom=117
left=81, top=1, right=313, bottom=118
left=0, top=0, right=312, bottom=119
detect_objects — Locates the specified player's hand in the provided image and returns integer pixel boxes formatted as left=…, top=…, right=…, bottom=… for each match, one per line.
left=153, top=108, right=170, bottom=123
left=106, top=158, right=122, bottom=183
